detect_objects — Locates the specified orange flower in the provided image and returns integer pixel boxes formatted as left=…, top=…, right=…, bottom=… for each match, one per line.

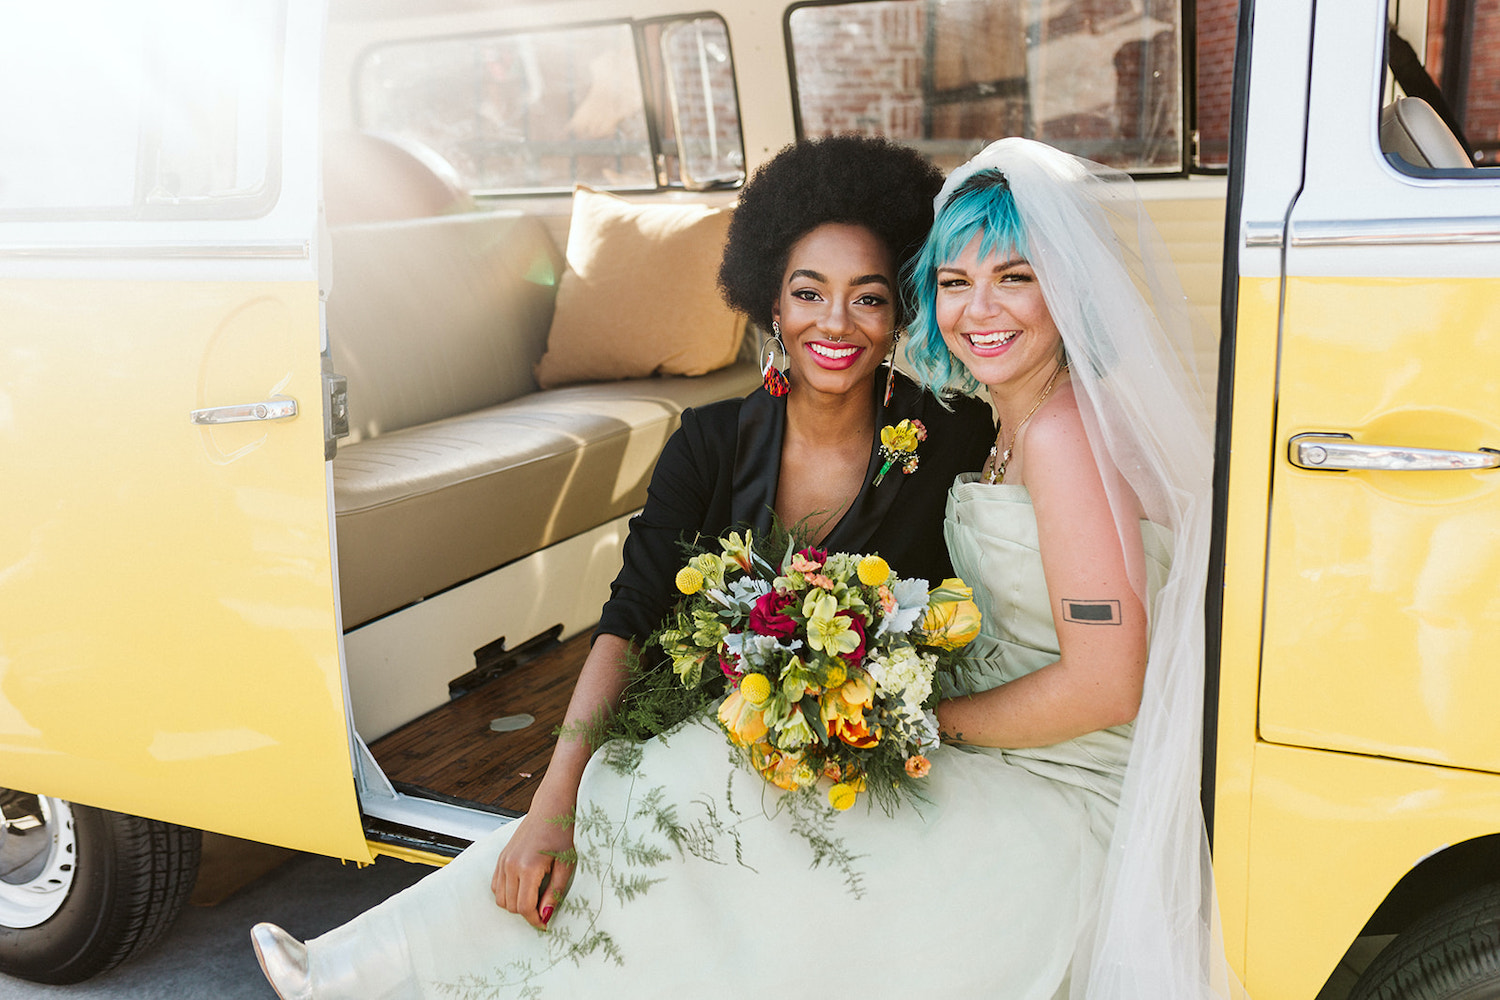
left=718, top=689, right=768, bottom=746
left=828, top=715, right=881, bottom=748
left=904, top=755, right=931, bottom=778
left=749, top=744, right=813, bottom=790
left=821, top=673, right=880, bottom=748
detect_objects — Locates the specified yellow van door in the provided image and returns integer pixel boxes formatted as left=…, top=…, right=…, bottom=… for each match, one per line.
left=0, top=1, right=366, bottom=861
left=1260, top=3, right=1500, bottom=775
left=1232, top=0, right=1500, bottom=990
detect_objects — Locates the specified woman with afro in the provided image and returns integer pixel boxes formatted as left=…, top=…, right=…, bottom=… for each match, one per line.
left=253, top=136, right=994, bottom=999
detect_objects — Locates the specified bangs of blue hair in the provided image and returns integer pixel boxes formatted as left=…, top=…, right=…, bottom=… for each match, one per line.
left=904, top=170, right=1029, bottom=396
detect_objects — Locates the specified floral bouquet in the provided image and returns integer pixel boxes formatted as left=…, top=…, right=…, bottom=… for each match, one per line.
left=650, top=528, right=981, bottom=813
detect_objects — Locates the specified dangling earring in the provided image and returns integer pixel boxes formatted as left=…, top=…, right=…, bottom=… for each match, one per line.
left=762, top=321, right=790, bottom=397
left=883, top=330, right=902, bottom=406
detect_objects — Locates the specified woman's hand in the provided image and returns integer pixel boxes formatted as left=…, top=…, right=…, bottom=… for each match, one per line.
left=491, top=781, right=577, bottom=929
left=488, top=633, right=632, bottom=929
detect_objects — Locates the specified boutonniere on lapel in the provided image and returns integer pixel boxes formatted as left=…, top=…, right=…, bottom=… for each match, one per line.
left=874, top=418, right=927, bottom=486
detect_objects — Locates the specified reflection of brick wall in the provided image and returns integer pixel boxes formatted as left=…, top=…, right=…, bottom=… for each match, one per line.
left=790, top=5, right=928, bottom=138
left=1435, top=0, right=1500, bottom=161
left=662, top=21, right=743, bottom=178
left=1194, top=0, right=1500, bottom=168
left=790, top=0, right=1491, bottom=170
left=1195, top=0, right=1238, bottom=167
left=792, top=0, right=1181, bottom=170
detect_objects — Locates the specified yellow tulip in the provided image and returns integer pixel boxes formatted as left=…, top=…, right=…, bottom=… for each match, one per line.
left=922, top=578, right=982, bottom=650
left=718, top=690, right=768, bottom=745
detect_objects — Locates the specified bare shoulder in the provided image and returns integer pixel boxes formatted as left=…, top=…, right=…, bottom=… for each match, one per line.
left=1021, top=384, right=1140, bottom=519
left=1017, top=386, right=1096, bottom=493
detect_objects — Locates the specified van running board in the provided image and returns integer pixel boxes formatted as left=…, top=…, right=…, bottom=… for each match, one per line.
left=362, top=814, right=475, bottom=860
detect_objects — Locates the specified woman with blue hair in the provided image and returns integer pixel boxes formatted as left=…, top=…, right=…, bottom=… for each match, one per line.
left=906, top=137, right=1234, bottom=998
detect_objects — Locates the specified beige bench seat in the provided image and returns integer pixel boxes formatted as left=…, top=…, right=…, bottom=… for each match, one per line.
left=327, top=197, right=757, bottom=628
left=334, top=362, right=759, bottom=627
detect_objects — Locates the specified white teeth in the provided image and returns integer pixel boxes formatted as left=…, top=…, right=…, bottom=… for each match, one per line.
left=809, top=343, right=858, bottom=359
left=969, top=331, right=1018, bottom=348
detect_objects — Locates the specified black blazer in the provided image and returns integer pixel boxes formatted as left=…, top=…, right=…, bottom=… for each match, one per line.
left=596, top=373, right=995, bottom=642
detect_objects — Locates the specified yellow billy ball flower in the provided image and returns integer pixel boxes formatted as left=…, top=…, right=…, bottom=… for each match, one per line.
left=675, top=566, right=704, bottom=595
left=857, top=555, right=890, bottom=586
left=828, top=782, right=858, bottom=811
left=740, top=672, right=772, bottom=705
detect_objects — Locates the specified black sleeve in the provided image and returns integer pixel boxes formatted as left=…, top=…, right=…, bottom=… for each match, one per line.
left=594, top=405, right=734, bottom=643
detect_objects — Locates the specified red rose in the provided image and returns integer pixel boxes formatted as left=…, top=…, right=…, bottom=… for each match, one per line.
left=836, top=611, right=867, bottom=667
left=749, top=590, right=797, bottom=639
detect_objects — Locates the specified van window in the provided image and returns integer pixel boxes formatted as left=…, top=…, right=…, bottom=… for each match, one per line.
left=1381, top=0, right=1497, bottom=169
left=654, top=18, right=745, bottom=189
left=355, top=16, right=745, bottom=195
left=787, top=0, right=1183, bottom=174
left=0, top=0, right=284, bottom=219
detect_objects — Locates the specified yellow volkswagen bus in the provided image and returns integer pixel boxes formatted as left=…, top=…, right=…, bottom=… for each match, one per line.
left=1, top=0, right=1497, bottom=994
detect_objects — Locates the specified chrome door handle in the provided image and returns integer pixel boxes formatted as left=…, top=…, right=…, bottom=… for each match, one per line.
left=190, top=396, right=298, bottom=425
left=1289, top=432, right=1500, bottom=471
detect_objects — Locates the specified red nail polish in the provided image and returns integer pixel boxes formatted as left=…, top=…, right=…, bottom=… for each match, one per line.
left=540, top=904, right=553, bottom=925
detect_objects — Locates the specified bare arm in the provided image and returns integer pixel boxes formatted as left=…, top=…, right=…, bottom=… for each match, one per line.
left=936, top=390, right=1147, bottom=748
left=491, top=633, right=631, bottom=928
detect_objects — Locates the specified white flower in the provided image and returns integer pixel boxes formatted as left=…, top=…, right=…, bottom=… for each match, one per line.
left=727, top=632, right=802, bottom=670
left=866, top=646, right=934, bottom=705
left=727, top=575, right=772, bottom=607
left=876, top=577, right=930, bottom=637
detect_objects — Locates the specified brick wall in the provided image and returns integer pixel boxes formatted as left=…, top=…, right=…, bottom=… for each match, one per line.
left=1445, top=0, right=1500, bottom=161
left=790, top=0, right=1181, bottom=171
left=1196, top=0, right=1238, bottom=166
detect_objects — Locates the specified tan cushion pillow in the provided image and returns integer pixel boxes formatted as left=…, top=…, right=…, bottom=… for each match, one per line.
left=534, top=186, right=745, bottom=388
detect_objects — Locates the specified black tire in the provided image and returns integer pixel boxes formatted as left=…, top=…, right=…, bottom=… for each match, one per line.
left=1350, top=882, right=1500, bottom=1000
left=0, top=793, right=201, bottom=984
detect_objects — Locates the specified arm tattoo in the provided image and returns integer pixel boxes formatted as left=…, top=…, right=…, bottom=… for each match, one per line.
left=1061, top=599, right=1122, bottom=625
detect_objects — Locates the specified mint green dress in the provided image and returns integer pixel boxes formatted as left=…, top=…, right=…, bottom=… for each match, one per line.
left=299, top=476, right=1172, bottom=999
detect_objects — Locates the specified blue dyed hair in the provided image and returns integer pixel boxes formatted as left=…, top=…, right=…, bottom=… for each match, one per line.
left=904, top=170, right=1030, bottom=396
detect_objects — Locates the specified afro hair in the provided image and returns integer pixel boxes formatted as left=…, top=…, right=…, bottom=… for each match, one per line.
left=717, top=134, right=945, bottom=334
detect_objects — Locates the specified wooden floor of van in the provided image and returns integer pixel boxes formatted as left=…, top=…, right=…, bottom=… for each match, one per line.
left=370, top=632, right=590, bottom=816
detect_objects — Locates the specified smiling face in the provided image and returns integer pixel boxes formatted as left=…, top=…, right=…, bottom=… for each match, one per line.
left=771, top=222, right=896, bottom=400
left=934, top=231, right=1063, bottom=401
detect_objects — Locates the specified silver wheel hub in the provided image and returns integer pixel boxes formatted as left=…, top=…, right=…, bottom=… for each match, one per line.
left=0, top=794, right=77, bottom=928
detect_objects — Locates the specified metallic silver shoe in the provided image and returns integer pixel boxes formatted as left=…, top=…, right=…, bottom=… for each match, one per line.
left=251, top=922, right=312, bottom=1000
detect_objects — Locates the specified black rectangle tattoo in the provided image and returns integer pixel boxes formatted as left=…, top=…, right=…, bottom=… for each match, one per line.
left=1062, top=599, right=1121, bottom=625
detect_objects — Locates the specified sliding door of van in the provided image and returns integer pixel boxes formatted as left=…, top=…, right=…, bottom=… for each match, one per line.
left=1238, top=0, right=1500, bottom=990
left=1261, top=0, right=1500, bottom=784
left=0, top=1, right=366, bottom=860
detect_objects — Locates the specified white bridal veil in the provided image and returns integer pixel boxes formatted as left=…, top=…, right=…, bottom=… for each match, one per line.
left=936, top=138, right=1236, bottom=999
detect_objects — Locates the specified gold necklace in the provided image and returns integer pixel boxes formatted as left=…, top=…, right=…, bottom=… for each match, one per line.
left=984, top=361, right=1069, bottom=484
